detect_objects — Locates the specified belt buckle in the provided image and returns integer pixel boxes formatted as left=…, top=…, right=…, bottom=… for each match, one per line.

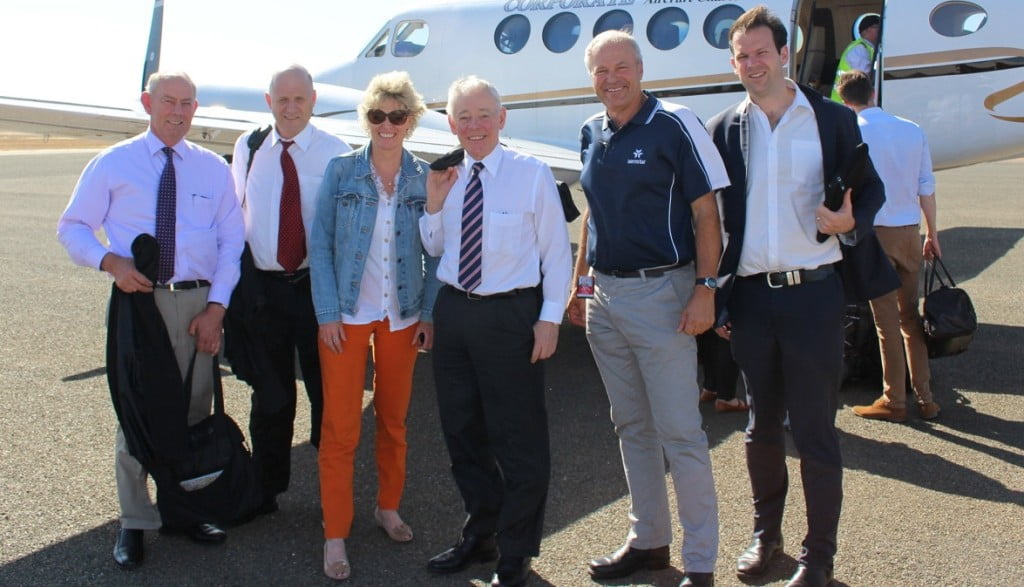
left=766, top=272, right=784, bottom=289
left=166, top=281, right=183, bottom=291
left=465, top=290, right=484, bottom=300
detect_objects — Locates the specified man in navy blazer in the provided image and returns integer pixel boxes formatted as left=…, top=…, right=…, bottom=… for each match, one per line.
left=705, top=7, right=897, bottom=587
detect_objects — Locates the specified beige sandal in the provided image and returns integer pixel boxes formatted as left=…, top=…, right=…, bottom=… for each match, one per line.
left=374, top=507, right=413, bottom=543
left=323, top=538, right=351, bottom=580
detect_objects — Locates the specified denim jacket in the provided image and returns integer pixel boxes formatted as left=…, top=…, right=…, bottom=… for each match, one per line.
left=310, top=144, right=441, bottom=325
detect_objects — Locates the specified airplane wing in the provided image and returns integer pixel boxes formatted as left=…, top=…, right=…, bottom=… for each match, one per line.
left=0, top=94, right=581, bottom=182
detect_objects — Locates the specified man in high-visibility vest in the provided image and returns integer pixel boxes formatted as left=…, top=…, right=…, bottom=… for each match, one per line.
left=830, top=14, right=880, bottom=102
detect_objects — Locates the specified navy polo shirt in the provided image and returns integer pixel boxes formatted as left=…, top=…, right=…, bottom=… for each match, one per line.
left=580, top=93, right=729, bottom=272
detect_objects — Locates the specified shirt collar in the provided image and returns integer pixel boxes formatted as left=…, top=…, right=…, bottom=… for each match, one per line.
left=272, top=122, right=315, bottom=151
left=144, top=129, right=185, bottom=158
left=740, top=78, right=812, bottom=118
left=602, top=92, right=659, bottom=132
left=464, top=143, right=504, bottom=177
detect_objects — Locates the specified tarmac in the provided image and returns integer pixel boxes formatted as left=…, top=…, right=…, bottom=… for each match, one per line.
left=0, top=148, right=1021, bottom=586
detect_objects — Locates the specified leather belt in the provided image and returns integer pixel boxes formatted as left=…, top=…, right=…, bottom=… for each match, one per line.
left=155, top=279, right=210, bottom=291
left=444, top=284, right=536, bottom=300
left=260, top=267, right=310, bottom=283
left=742, top=266, right=834, bottom=288
left=595, top=263, right=687, bottom=279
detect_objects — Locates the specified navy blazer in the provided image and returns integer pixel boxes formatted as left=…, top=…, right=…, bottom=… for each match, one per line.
left=706, top=84, right=899, bottom=323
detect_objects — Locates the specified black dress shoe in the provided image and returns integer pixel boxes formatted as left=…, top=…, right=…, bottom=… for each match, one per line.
left=161, top=523, right=228, bottom=544
left=426, top=534, right=498, bottom=574
left=785, top=564, right=834, bottom=586
left=736, top=537, right=783, bottom=577
left=113, top=528, right=143, bottom=569
left=589, top=544, right=670, bottom=580
left=679, top=571, right=714, bottom=587
left=490, top=556, right=531, bottom=587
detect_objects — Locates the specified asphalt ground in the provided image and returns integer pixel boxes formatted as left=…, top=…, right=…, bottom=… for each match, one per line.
left=0, top=149, right=1021, bottom=586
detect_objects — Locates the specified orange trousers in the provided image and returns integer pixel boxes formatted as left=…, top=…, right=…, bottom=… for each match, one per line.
left=318, top=319, right=419, bottom=539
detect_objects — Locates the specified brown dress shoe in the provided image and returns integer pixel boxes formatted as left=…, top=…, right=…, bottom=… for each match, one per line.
left=851, top=398, right=906, bottom=422
left=589, top=544, right=670, bottom=579
left=918, top=401, right=941, bottom=420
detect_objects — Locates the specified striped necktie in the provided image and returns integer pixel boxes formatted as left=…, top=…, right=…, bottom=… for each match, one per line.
left=277, top=140, right=305, bottom=272
left=155, top=146, right=176, bottom=284
left=458, top=162, right=485, bottom=292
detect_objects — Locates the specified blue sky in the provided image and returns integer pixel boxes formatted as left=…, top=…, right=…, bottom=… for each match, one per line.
left=1, top=0, right=436, bottom=106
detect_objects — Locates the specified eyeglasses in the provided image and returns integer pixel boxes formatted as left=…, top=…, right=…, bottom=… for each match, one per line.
left=367, top=109, right=410, bottom=125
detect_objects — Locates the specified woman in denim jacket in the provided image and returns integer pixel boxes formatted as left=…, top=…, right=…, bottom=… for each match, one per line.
left=309, top=71, right=440, bottom=581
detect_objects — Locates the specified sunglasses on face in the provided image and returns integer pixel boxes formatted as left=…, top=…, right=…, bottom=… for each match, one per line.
left=367, top=109, right=410, bottom=125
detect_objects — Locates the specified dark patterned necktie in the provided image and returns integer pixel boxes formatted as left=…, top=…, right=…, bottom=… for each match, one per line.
left=156, top=146, right=176, bottom=284
left=277, top=140, right=305, bottom=272
left=458, top=162, right=485, bottom=292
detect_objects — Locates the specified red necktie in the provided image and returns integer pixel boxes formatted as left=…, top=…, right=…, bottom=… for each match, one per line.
left=277, top=140, right=305, bottom=272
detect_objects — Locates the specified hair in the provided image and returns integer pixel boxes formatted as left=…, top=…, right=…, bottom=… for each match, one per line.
left=145, top=72, right=196, bottom=97
left=727, top=5, right=788, bottom=55
left=584, top=30, right=643, bottom=73
left=269, top=64, right=314, bottom=93
left=445, top=75, right=502, bottom=115
left=859, top=14, right=881, bottom=33
left=358, top=70, right=427, bottom=137
left=836, top=71, right=874, bottom=106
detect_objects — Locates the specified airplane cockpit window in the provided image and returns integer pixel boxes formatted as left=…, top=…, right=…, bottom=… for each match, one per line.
left=392, top=20, right=429, bottom=57
left=495, top=14, right=531, bottom=54
left=930, top=1, right=988, bottom=37
left=703, top=4, right=745, bottom=49
left=647, top=8, right=690, bottom=51
left=543, top=12, right=581, bottom=53
left=594, top=10, right=634, bottom=36
left=364, top=28, right=389, bottom=58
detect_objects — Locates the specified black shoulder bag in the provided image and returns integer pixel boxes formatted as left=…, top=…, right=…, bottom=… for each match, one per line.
left=922, top=257, right=977, bottom=358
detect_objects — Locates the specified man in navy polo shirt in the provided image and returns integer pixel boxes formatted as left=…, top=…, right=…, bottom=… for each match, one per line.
left=566, top=30, right=730, bottom=587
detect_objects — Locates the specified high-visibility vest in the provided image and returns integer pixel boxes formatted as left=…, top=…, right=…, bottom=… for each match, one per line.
left=831, top=38, right=875, bottom=102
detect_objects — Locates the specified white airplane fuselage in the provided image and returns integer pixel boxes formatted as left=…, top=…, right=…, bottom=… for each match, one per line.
left=317, top=0, right=1024, bottom=170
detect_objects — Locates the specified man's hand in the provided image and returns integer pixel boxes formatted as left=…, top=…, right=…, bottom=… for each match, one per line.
left=678, top=289, right=714, bottom=336
left=816, top=188, right=856, bottom=235
left=531, top=320, right=560, bottom=363
left=566, top=297, right=587, bottom=327
left=426, top=167, right=459, bottom=214
left=319, top=322, right=346, bottom=355
left=414, top=321, right=434, bottom=351
left=923, top=233, right=942, bottom=261
left=715, top=323, right=732, bottom=341
left=188, top=303, right=226, bottom=355
left=101, top=253, right=153, bottom=293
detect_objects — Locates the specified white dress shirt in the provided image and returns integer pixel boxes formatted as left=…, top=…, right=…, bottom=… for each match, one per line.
left=420, top=145, right=572, bottom=324
left=345, top=167, right=417, bottom=331
left=58, top=130, right=244, bottom=304
left=231, top=122, right=350, bottom=271
left=738, top=80, right=843, bottom=276
left=856, top=106, right=935, bottom=226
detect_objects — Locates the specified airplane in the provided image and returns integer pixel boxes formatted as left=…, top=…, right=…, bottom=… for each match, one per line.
left=1, top=0, right=1021, bottom=177
left=317, top=0, right=1024, bottom=170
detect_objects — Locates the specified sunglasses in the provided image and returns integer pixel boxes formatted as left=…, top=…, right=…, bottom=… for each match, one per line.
left=367, top=109, right=410, bottom=125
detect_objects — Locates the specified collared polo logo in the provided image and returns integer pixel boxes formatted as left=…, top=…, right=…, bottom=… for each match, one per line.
left=627, top=148, right=646, bottom=165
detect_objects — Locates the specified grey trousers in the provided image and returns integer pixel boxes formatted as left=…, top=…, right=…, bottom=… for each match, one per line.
left=115, top=287, right=215, bottom=530
left=586, top=265, right=719, bottom=573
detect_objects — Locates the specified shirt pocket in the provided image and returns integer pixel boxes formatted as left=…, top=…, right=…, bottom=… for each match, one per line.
left=179, top=192, right=218, bottom=229
left=790, top=140, right=822, bottom=186
left=485, top=212, right=524, bottom=255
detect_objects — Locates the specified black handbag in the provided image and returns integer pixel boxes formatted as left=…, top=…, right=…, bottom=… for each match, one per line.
left=922, top=257, right=977, bottom=358
left=154, top=352, right=263, bottom=529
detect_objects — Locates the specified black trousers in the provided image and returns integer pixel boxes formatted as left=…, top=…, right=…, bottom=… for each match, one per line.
left=728, top=274, right=845, bottom=568
left=432, top=285, right=550, bottom=557
left=697, top=330, right=740, bottom=401
left=249, top=271, right=323, bottom=498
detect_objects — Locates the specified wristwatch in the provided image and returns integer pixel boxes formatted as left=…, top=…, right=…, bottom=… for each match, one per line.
left=695, top=277, right=718, bottom=290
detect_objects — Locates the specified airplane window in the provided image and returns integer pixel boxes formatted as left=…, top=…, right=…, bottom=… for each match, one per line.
left=543, top=12, right=581, bottom=53
left=594, top=10, right=634, bottom=36
left=703, top=4, right=745, bottom=49
left=794, top=25, right=804, bottom=53
left=930, top=1, right=988, bottom=37
left=364, top=29, right=389, bottom=59
left=392, top=20, right=429, bottom=57
left=495, top=15, right=530, bottom=55
left=647, top=8, right=690, bottom=51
